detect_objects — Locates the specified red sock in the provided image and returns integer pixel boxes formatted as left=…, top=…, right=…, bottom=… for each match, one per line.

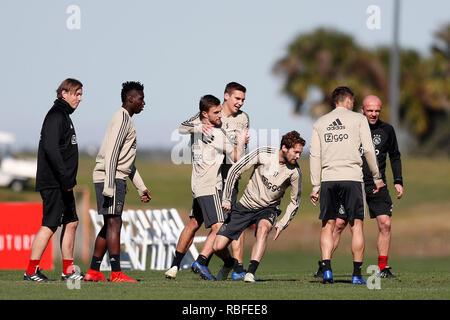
left=63, top=259, right=74, bottom=275
left=26, top=260, right=40, bottom=275
left=378, top=255, right=388, bottom=271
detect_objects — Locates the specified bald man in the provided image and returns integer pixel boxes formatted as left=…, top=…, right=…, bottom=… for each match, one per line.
left=329, top=95, right=403, bottom=279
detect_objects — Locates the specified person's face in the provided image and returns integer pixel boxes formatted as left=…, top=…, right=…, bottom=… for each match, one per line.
left=224, top=90, right=245, bottom=114
left=129, top=90, right=146, bottom=115
left=62, top=88, right=83, bottom=109
left=282, top=143, right=303, bottom=164
left=202, top=105, right=222, bottom=126
left=362, top=100, right=382, bottom=125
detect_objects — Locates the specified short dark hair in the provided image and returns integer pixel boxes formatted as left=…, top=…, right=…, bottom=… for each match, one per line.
left=331, top=86, right=354, bottom=107
left=224, top=82, right=246, bottom=95
left=280, top=131, right=306, bottom=149
left=56, top=78, right=83, bottom=98
left=199, top=95, right=221, bottom=119
left=121, top=81, right=144, bottom=103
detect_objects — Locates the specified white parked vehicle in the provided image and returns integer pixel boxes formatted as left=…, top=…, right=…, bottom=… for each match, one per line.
left=0, top=131, right=37, bottom=191
left=0, top=155, right=37, bottom=191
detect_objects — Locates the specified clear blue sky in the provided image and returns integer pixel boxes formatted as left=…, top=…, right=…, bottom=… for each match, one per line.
left=1, top=0, right=449, bottom=152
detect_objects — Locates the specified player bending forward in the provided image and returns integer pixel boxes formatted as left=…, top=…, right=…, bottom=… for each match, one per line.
left=213, top=131, right=304, bottom=282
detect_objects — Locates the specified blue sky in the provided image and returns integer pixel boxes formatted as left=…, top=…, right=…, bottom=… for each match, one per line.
left=0, top=0, right=448, bottom=152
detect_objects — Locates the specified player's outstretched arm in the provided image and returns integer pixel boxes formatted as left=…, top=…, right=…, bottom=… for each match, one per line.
left=275, top=167, right=302, bottom=235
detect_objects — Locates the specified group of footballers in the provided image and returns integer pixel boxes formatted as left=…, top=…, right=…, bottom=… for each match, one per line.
left=23, top=79, right=402, bottom=284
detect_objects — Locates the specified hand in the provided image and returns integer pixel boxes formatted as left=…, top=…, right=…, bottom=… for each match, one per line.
left=222, top=204, right=231, bottom=212
left=394, top=184, right=403, bottom=199
left=273, top=226, right=281, bottom=240
left=235, top=128, right=247, bottom=146
left=373, top=180, right=386, bottom=194
left=245, top=130, right=250, bottom=145
left=202, top=123, right=214, bottom=136
left=310, top=191, right=319, bottom=206
left=140, top=189, right=152, bottom=203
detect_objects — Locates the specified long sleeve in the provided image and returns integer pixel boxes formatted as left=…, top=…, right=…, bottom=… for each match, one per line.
left=41, top=113, right=71, bottom=189
left=103, top=112, right=130, bottom=197
left=179, top=112, right=201, bottom=135
left=130, top=164, right=147, bottom=196
left=222, top=146, right=277, bottom=207
left=360, top=118, right=382, bottom=185
left=309, top=125, right=322, bottom=193
left=275, top=167, right=302, bottom=231
left=388, top=128, right=403, bottom=186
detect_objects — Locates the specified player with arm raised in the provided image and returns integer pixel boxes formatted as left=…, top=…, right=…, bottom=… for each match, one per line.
left=165, top=95, right=245, bottom=280
left=174, top=82, right=251, bottom=279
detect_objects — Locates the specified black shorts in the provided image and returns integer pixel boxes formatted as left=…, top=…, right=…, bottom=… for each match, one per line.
left=319, top=181, right=366, bottom=221
left=94, top=179, right=127, bottom=215
left=189, top=189, right=225, bottom=229
left=338, top=186, right=393, bottom=220
left=40, top=188, right=78, bottom=227
left=365, top=186, right=393, bottom=219
left=217, top=202, right=281, bottom=241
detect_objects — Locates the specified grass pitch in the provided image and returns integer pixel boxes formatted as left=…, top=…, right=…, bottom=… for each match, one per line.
left=1, top=252, right=449, bottom=300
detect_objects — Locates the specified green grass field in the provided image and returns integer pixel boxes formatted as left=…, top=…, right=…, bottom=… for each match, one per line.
left=1, top=156, right=449, bottom=301
left=1, top=252, right=450, bottom=300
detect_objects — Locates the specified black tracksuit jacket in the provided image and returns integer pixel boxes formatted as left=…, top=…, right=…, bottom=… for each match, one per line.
left=36, top=98, right=78, bottom=191
left=362, top=120, right=403, bottom=191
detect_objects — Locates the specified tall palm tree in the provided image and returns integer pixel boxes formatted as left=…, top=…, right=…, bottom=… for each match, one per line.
left=273, top=26, right=449, bottom=146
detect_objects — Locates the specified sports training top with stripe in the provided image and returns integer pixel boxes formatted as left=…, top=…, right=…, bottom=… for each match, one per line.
left=93, top=108, right=147, bottom=197
left=222, top=146, right=302, bottom=231
left=309, top=107, right=382, bottom=193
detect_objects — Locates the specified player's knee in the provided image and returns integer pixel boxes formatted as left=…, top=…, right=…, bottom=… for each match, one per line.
left=66, top=220, right=78, bottom=230
left=187, top=218, right=200, bottom=232
left=106, top=216, right=122, bottom=232
left=335, top=220, right=346, bottom=232
left=257, top=223, right=271, bottom=237
left=213, top=237, right=226, bottom=253
left=379, top=217, right=391, bottom=232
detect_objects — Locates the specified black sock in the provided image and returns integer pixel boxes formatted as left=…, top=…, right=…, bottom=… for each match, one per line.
left=321, top=259, right=332, bottom=271
left=234, top=263, right=245, bottom=273
left=247, top=260, right=260, bottom=275
left=110, top=254, right=121, bottom=272
left=353, top=261, right=363, bottom=277
left=223, top=257, right=236, bottom=268
left=196, top=254, right=208, bottom=266
left=171, top=251, right=185, bottom=268
left=90, top=255, right=103, bottom=271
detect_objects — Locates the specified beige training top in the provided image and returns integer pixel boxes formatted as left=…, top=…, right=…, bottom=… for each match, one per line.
left=309, top=107, right=382, bottom=193
left=191, top=127, right=235, bottom=198
left=222, top=146, right=302, bottom=232
left=93, top=108, right=147, bottom=197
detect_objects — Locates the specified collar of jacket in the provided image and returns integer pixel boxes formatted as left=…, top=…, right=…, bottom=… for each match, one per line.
left=54, top=98, right=75, bottom=115
left=369, top=119, right=381, bottom=130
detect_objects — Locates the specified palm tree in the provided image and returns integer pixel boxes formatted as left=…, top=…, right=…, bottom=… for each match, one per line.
left=273, top=26, right=449, bottom=148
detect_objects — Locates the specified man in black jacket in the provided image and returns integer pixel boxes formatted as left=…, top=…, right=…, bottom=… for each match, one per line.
left=328, top=95, right=403, bottom=279
left=24, top=78, right=84, bottom=282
